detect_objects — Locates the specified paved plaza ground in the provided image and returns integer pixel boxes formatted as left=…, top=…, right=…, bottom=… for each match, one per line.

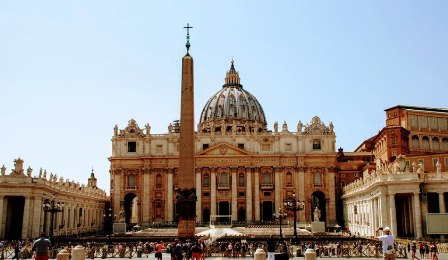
left=104, top=252, right=448, bottom=259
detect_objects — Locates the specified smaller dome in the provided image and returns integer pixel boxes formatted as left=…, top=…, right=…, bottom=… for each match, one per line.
left=198, top=60, right=267, bottom=134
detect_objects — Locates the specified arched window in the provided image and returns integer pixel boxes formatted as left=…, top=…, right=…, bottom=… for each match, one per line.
left=156, top=174, right=162, bottom=189
left=313, top=170, right=322, bottom=187
left=127, top=174, right=136, bottom=188
left=219, top=172, right=229, bottom=186
left=262, top=171, right=271, bottom=184
left=442, top=138, right=448, bottom=151
left=422, top=136, right=430, bottom=150
left=412, top=135, right=420, bottom=150
left=432, top=137, right=440, bottom=150
left=203, top=173, right=210, bottom=188
left=313, top=139, right=321, bottom=150
left=286, top=172, right=292, bottom=186
left=238, top=173, right=245, bottom=187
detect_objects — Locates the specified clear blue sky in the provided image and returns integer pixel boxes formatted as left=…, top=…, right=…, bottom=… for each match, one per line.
left=1, top=1, right=447, bottom=194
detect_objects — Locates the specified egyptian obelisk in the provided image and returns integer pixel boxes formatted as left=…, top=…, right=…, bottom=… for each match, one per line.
left=177, top=23, right=197, bottom=239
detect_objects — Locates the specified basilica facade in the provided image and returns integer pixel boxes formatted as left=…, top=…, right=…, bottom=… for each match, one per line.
left=109, top=60, right=369, bottom=229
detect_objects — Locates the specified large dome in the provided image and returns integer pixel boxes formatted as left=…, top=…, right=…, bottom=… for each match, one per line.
left=198, top=61, right=267, bottom=134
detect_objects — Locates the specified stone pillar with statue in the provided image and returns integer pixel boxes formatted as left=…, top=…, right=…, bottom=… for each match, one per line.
left=311, top=207, right=325, bottom=233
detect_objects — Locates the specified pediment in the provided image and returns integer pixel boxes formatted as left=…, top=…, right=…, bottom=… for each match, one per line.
left=198, top=143, right=250, bottom=156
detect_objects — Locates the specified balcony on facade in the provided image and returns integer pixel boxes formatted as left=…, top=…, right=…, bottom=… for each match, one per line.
left=261, top=183, right=274, bottom=190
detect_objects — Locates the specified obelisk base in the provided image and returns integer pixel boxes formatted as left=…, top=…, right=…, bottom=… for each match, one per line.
left=176, top=198, right=196, bottom=239
left=177, top=217, right=196, bottom=239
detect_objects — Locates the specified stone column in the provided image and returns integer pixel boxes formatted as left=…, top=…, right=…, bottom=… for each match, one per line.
left=274, top=167, right=281, bottom=212
left=439, top=192, right=446, bottom=239
left=32, top=197, right=43, bottom=238
left=254, top=167, right=260, bottom=221
left=167, top=169, right=174, bottom=221
left=379, top=193, right=388, bottom=227
left=113, top=169, right=122, bottom=216
left=231, top=167, right=237, bottom=222
left=142, top=169, right=150, bottom=225
left=0, top=196, right=4, bottom=238
left=298, top=167, right=306, bottom=223
left=389, top=193, right=397, bottom=234
left=196, top=168, right=202, bottom=222
left=327, top=168, right=336, bottom=224
left=373, top=197, right=378, bottom=234
left=21, top=196, right=30, bottom=238
left=439, top=192, right=446, bottom=213
left=246, top=168, right=253, bottom=221
left=413, top=192, right=422, bottom=238
left=211, top=168, right=217, bottom=221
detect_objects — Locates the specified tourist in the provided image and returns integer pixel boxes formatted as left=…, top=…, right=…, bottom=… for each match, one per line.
left=191, top=241, right=202, bottom=260
left=430, top=242, right=438, bottom=260
left=267, top=235, right=277, bottom=260
left=375, top=226, right=395, bottom=260
left=411, top=241, right=419, bottom=260
left=32, top=233, right=51, bottom=260
left=155, top=241, right=164, bottom=260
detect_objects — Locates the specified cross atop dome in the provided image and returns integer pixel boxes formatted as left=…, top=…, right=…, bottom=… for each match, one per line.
left=183, top=23, right=193, bottom=53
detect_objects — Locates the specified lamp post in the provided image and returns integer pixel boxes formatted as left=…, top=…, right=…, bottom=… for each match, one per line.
left=42, top=193, right=64, bottom=239
left=273, top=207, right=288, bottom=241
left=103, top=207, right=115, bottom=235
left=284, top=193, right=305, bottom=244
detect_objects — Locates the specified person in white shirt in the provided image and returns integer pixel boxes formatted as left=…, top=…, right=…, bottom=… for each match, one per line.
left=376, top=226, right=395, bottom=260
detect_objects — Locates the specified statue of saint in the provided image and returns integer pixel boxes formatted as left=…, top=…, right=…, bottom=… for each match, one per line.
left=145, top=123, right=151, bottom=136
left=274, top=121, right=278, bottom=132
left=114, top=124, right=118, bottom=136
left=119, top=208, right=126, bottom=223
left=1, top=165, right=5, bottom=176
left=436, top=161, right=442, bottom=173
left=27, top=166, right=32, bottom=177
left=168, top=123, right=173, bottom=134
left=313, top=207, right=321, bottom=222
left=297, top=121, right=303, bottom=133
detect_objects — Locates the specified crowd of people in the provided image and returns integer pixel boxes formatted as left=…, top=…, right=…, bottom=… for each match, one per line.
left=0, top=232, right=445, bottom=259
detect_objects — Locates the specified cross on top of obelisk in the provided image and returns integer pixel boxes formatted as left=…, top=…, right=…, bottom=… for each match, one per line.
left=184, top=23, right=193, bottom=52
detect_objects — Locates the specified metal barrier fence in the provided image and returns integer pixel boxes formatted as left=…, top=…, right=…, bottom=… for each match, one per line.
left=1, top=241, right=447, bottom=259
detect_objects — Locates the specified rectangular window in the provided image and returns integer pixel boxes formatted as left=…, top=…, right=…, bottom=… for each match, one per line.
left=238, top=192, right=245, bottom=197
left=127, top=142, right=136, bottom=152
left=439, top=118, right=448, bottom=131
left=263, top=191, right=271, bottom=197
left=156, top=144, right=163, bottom=153
left=203, top=144, right=209, bottom=150
left=433, top=158, right=438, bottom=167
left=418, top=115, right=428, bottom=129
left=429, top=117, right=438, bottom=130
left=391, top=137, right=396, bottom=144
left=203, top=192, right=210, bottom=197
left=445, top=158, right=448, bottom=166
left=238, top=143, right=244, bottom=149
left=285, top=143, right=292, bottom=151
left=409, top=115, right=418, bottom=130
left=261, top=144, right=271, bottom=151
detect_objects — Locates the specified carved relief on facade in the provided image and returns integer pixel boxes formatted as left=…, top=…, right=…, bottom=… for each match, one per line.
left=303, top=116, right=333, bottom=135
left=117, top=119, right=145, bottom=138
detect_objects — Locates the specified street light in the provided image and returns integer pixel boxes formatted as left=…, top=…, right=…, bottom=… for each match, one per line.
left=103, top=207, right=116, bottom=243
left=284, top=193, right=305, bottom=244
left=273, top=207, right=288, bottom=240
left=42, top=193, right=64, bottom=239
